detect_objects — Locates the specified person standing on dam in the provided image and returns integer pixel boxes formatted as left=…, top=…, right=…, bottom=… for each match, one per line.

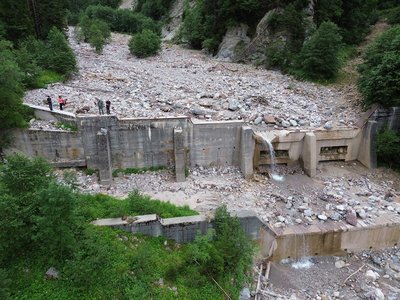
left=47, top=96, right=53, bottom=111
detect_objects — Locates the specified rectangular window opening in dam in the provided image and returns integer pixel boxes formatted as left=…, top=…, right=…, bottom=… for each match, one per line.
left=319, top=146, right=348, bottom=155
left=260, top=150, right=289, bottom=159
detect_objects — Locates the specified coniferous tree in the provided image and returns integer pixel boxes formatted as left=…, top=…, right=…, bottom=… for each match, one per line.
left=0, top=40, right=26, bottom=154
left=298, top=21, right=342, bottom=80
left=43, top=27, right=77, bottom=76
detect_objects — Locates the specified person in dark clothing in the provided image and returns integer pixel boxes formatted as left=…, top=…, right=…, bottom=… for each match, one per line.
left=47, top=96, right=53, bottom=111
left=106, top=100, right=111, bottom=114
left=96, top=98, right=105, bottom=115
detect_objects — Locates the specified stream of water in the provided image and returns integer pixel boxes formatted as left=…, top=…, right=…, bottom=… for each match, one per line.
left=255, top=132, right=284, bottom=182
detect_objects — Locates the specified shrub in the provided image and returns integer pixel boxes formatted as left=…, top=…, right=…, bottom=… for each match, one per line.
left=297, top=21, right=342, bottom=80
left=0, top=155, right=76, bottom=263
left=84, top=5, right=160, bottom=35
left=129, top=29, right=161, bottom=57
left=265, top=39, right=290, bottom=69
left=88, top=20, right=111, bottom=53
left=358, top=25, right=400, bottom=107
left=179, top=0, right=206, bottom=49
left=44, top=27, right=77, bottom=77
left=376, top=127, right=400, bottom=169
left=135, top=0, right=175, bottom=21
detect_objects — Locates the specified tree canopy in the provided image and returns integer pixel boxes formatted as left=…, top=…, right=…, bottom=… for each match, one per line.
left=358, top=25, right=400, bottom=107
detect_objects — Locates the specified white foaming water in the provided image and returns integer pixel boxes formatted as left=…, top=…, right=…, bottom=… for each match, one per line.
left=291, top=257, right=314, bottom=269
left=271, top=173, right=285, bottom=182
left=255, top=132, right=285, bottom=182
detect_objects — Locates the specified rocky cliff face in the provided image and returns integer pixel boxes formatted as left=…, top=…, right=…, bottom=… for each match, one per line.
left=164, top=0, right=318, bottom=64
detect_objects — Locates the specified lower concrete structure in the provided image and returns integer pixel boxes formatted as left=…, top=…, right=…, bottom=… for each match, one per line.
left=93, top=211, right=400, bottom=260
left=260, top=215, right=400, bottom=261
left=92, top=211, right=264, bottom=243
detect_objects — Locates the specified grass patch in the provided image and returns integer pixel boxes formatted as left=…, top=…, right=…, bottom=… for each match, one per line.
left=82, top=167, right=97, bottom=176
left=32, top=70, right=64, bottom=88
left=379, top=7, right=400, bottom=24
left=75, top=190, right=197, bottom=221
left=56, top=121, right=78, bottom=131
left=112, top=166, right=167, bottom=177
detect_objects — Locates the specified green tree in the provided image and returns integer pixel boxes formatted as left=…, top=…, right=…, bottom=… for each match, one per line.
left=298, top=21, right=342, bottom=80
left=358, top=25, right=400, bottom=107
left=14, top=44, right=42, bottom=88
left=314, top=0, right=343, bottom=26
left=187, top=205, right=253, bottom=281
left=0, top=40, right=27, bottom=155
left=0, top=0, right=34, bottom=42
left=43, top=27, right=77, bottom=77
left=337, top=0, right=378, bottom=44
left=135, top=0, right=175, bottom=21
left=129, top=29, right=161, bottom=57
left=180, top=0, right=205, bottom=49
left=0, top=155, right=76, bottom=264
left=376, top=127, right=400, bottom=168
left=85, top=19, right=111, bottom=53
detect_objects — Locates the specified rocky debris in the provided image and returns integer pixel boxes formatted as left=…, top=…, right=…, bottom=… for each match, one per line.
left=45, top=267, right=59, bottom=279
left=64, top=160, right=400, bottom=231
left=29, top=120, right=64, bottom=131
left=24, top=28, right=361, bottom=130
left=255, top=247, right=400, bottom=300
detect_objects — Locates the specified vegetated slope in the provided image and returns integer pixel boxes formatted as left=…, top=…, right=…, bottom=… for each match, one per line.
left=335, top=21, right=391, bottom=107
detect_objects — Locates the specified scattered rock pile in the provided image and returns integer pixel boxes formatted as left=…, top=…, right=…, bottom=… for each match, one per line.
left=24, top=28, right=362, bottom=130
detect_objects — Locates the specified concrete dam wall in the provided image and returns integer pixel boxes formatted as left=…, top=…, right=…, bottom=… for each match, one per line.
left=6, top=105, right=400, bottom=182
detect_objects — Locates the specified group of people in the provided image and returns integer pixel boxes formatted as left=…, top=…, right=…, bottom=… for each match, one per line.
left=96, top=98, right=112, bottom=115
left=46, top=95, right=66, bottom=111
left=46, top=96, right=112, bottom=115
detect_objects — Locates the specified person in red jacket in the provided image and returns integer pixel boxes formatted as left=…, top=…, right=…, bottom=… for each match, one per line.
left=58, top=96, right=65, bottom=110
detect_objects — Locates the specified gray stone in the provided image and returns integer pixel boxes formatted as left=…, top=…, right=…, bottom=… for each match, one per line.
left=289, top=119, right=298, bottom=126
left=254, top=116, right=263, bottom=125
left=323, top=121, right=333, bottom=130
left=45, top=267, right=59, bottom=279
left=329, top=211, right=341, bottom=221
left=191, top=108, right=206, bottom=116
left=304, top=209, right=313, bottom=217
left=356, top=208, right=367, bottom=219
left=281, top=120, right=290, bottom=128
left=228, top=98, right=240, bottom=111
left=317, top=214, right=327, bottom=221
left=335, top=260, right=346, bottom=269
left=345, top=211, right=357, bottom=226
left=239, top=287, right=251, bottom=300
left=365, top=270, right=379, bottom=281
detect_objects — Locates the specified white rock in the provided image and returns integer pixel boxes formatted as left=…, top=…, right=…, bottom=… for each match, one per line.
left=335, top=260, right=346, bottom=269
left=365, top=270, right=380, bottom=281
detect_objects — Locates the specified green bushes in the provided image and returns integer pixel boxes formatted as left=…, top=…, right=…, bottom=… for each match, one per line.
left=79, top=16, right=111, bottom=53
left=84, top=5, right=160, bottom=34
left=358, top=25, right=400, bottom=107
left=376, top=127, right=400, bottom=169
left=0, top=155, right=76, bottom=264
left=129, top=29, right=161, bottom=57
left=41, top=27, right=77, bottom=77
left=135, top=0, right=175, bottom=21
left=297, top=21, right=342, bottom=80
